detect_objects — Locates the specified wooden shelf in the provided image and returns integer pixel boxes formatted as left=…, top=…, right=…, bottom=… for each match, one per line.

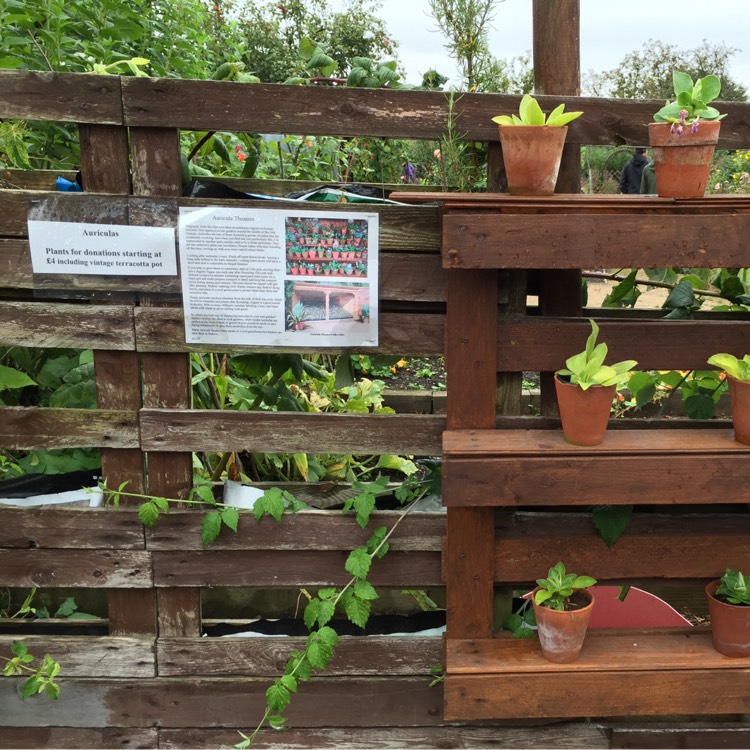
left=444, top=629, right=750, bottom=720
left=442, top=428, right=750, bottom=506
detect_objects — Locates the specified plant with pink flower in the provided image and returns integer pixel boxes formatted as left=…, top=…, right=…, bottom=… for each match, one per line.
left=653, top=71, right=725, bottom=133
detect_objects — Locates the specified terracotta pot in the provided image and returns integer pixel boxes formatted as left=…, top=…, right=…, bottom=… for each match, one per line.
left=532, top=587, right=594, bottom=663
left=726, top=375, right=750, bottom=445
left=554, top=375, right=616, bottom=446
left=648, top=121, right=721, bottom=198
left=705, top=580, right=750, bottom=657
left=498, top=125, right=568, bottom=196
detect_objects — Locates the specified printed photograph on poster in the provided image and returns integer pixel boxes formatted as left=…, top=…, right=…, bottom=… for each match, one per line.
left=179, top=206, right=378, bottom=347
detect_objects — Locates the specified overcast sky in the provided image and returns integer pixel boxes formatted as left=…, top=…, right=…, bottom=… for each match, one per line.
left=361, top=0, right=750, bottom=95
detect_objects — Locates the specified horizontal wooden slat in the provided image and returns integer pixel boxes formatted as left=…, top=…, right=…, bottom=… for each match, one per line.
left=442, top=212, right=750, bottom=270
left=0, top=508, right=144, bottom=549
left=494, top=512, right=750, bottom=582
left=139, top=409, right=443, bottom=455
left=610, top=726, right=750, bottom=750
left=152, top=549, right=440, bottom=587
left=134, top=307, right=444, bottom=355
left=496, top=318, right=750, bottom=372
left=158, top=725, right=611, bottom=750
left=0, top=550, right=152, bottom=587
left=0, top=728, right=158, bottom=749
left=0, top=636, right=154, bottom=677
left=158, top=635, right=440, bottom=676
left=0, top=407, right=139, bottom=450
left=119, top=77, right=750, bottom=147
left=146, top=510, right=443, bottom=551
left=0, top=71, right=123, bottom=124
left=443, top=429, right=750, bottom=506
left=0, top=677, right=442, bottom=728
left=0, top=302, right=135, bottom=349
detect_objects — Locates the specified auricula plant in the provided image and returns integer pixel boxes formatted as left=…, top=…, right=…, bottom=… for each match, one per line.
left=653, top=71, right=725, bottom=134
left=715, top=568, right=750, bottom=606
left=556, top=320, right=638, bottom=391
left=707, top=352, right=750, bottom=382
left=492, top=93, right=583, bottom=127
left=534, top=562, right=597, bottom=611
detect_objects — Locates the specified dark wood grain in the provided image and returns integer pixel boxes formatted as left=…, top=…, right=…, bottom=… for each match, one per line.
left=0, top=407, right=138, bottom=450
left=0, top=70, right=123, bottom=124
left=495, top=317, right=750, bottom=372
left=0, top=728, right=158, bottom=749
left=0, top=550, right=152, bottom=588
left=152, top=550, right=441, bottom=587
left=442, top=212, right=750, bottom=269
left=157, top=635, right=440, bottom=676
left=139, top=409, right=444, bottom=455
left=609, top=726, right=750, bottom=749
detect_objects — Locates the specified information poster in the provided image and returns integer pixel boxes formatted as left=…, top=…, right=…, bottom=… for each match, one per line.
left=178, top=206, right=378, bottom=347
left=27, top=220, right=177, bottom=275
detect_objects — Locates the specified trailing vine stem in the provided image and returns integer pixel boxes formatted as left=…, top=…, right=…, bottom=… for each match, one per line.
left=584, top=270, right=726, bottom=299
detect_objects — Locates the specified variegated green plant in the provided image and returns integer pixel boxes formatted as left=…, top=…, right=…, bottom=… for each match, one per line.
left=492, top=94, right=583, bottom=127
left=556, top=320, right=637, bottom=391
left=534, top=562, right=597, bottom=611
left=707, top=352, right=750, bottom=381
left=653, top=71, right=725, bottom=129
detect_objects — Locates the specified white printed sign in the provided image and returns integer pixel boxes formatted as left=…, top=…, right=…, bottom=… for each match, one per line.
left=27, top=220, right=177, bottom=275
left=178, top=206, right=378, bottom=348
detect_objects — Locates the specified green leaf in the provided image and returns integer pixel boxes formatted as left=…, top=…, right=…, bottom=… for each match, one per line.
left=376, top=454, right=417, bottom=475
left=317, top=599, right=335, bottom=627
left=280, top=674, right=298, bottom=693
left=343, top=593, right=370, bottom=628
left=221, top=506, right=239, bottom=533
left=138, top=501, right=159, bottom=528
left=663, top=280, right=696, bottom=310
left=352, top=491, right=376, bottom=529
left=20, top=676, right=41, bottom=699
left=265, top=681, right=290, bottom=714
left=303, top=599, right=320, bottom=630
left=345, top=548, right=371, bottom=580
left=201, top=511, right=223, bottom=546
left=53, top=597, right=78, bottom=618
left=353, top=580, right=379, bottom=601
left=0, top=364, right=36, bottom=392
left=267, top=714, right=287, bottom=730
left=253, top=487, right=285, bottom=523
left=683, top=393, right=716, bottom=420
left=672, top=70, right=694, bottom=96
left=10, top=641, right=27, bottom=658
left=592, top=504, right=633, bottom=547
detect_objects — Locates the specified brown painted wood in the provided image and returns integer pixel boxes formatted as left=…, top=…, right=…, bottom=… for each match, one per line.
left=0, top=550, right=152, bottom=587
left=117, top=76, right=750, bottom=147
left=0, top=677, right=443, bottom=728
left=441, top=212, right=750, bottom=269
left=146, top=510, right=444, bottom=551
left=157, top=635, right=440, bottom=676
left=0, top=71, right=123, bottom=124
left=493, top=512, right=750, bottom=582
left=108, top=590, right=157, bottom=636
left=443, top=668, right=750, bottom=720
left=152, top=550, right=440, bottom=587
left=495, top=317, right=750, bottom=372
left=134, top=308, right=445, bottom=355
left=158, top=725, right=610, bottom=749
left=0, top=301, right=135, bottom=349
left=139, top=409, right=443, bottom=455
left=0, top=636, right=155, bottom=677
left=0, top=728, right=158, bottom=749
left=610, top=726, right=750, bottom=749
left=0, top=508, right=144, bottom=549
left=0, top=407, right=138, bottom=450
left=0, top=239, right=31, bottom=288
left=78, top=125, right=130, bottom=193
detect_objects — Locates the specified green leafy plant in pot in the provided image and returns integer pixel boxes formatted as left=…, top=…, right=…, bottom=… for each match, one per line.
left=706, top=353, right=750, bottom=444
left=491, top=94, right=582, bottom=196
left=649, top=71, right=725, bottom=198
left=705, top=568, right=750, bottom=657
left=532, top=561, right=597, bottom=663
left=555, top=320, right=637, bottom=446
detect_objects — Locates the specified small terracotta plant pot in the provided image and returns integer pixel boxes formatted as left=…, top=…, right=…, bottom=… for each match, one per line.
left=648, top=121, right=721, bottom=198
left=554, top=375, right=616, bottom=446
left=498, top=125, right=568, bottom=196
left=532, top=587, right=595, bottom=663
left=726, top=375, right=750, bottom=445
left=705, top=579, right=750, bottom=657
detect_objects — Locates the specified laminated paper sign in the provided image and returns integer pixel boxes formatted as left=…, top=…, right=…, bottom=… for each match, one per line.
left=27, top=220, right=177, bottom=275
left=178, top=206, right=378, bottom=348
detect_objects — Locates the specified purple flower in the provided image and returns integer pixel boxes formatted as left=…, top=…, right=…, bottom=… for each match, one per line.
left=691, top=121, right=699, bottom=133
left=679, top=109, right=689, bottom=126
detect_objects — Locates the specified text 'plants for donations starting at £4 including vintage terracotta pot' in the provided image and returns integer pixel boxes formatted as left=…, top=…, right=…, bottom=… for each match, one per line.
left=649, top=71, right=726, bottom=198
left=554, top=320, right=638, bottom=446
left=491, top=94, right=582, bottom=196
left=707, top=352, right=750, bottom=444
left=705, top=568, right=750, bottom=657
left=532, top=562, right=597, bottom=664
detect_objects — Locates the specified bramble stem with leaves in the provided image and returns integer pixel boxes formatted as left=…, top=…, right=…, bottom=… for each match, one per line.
left=2, top=641, right=61, bottom=700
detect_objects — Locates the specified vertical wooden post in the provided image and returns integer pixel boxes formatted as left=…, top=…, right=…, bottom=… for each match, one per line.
left=533, top=0, right=583, bottom=414
left=78, top=123, right=156, bottom=635
left=130, top=127, right=200, bottom=637
left=444, top=259, right=497, bottom=639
